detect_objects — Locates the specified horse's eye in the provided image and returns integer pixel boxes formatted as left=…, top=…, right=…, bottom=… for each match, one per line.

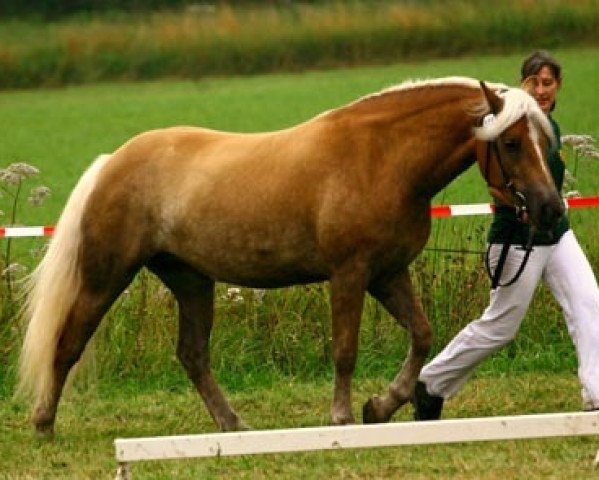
left=503, top=139, right=521, bottom=153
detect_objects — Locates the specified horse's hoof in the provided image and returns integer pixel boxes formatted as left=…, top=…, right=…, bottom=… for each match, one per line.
left=362, top=396, right=382, bottom=424
left=32, top=404, right=57, bottom=437
left=33, top=411, right=56, bottom=439
left=34, top=423, right=55, bottom=439
left=237, top=420, right=252, bottom=431
left=220, top=417, right=252, bottom=432
left=331, top=411, right=355, bottom=426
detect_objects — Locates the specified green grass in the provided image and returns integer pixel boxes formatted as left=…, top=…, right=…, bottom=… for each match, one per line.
left=1, top=374, right=597, bottom=479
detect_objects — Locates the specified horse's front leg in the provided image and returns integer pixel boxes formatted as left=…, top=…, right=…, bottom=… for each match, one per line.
left=363, top=270, right=432, bottom=423
left=148, top=256, right=246, bottom=432
left=329, top=263, right=368, bottom=425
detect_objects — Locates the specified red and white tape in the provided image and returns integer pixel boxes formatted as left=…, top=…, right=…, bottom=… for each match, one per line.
left=1, top=196, right=599, bottom=238
left=0, top=226, right=55, bottom=238
left=430, top=195, right=599, bottom=218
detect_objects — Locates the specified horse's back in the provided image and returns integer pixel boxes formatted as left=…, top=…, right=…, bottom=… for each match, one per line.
left=79, top=123, right=337, bottom=285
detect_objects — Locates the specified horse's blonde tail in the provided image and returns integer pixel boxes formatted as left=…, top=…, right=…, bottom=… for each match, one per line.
left=18, top=154, right=112, bottom=407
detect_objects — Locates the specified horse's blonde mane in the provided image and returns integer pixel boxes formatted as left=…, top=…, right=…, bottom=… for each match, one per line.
left=359, top=76, right=503, bottom=101
left=474, top=87, right=555, bottom=146
left=382, top=76, right=500, bottom=94
left=347, top=76, right=554, bottom=146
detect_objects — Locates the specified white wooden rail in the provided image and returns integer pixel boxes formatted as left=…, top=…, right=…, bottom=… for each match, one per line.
left=114, top=411, right=599, bottom=478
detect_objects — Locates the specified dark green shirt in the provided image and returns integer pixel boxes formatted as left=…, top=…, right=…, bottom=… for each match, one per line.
left=487, top=116, right=569, bottom=245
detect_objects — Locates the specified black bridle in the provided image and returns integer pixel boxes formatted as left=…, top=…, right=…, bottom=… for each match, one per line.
left=480, top=120, right=536, bottom=289
left=482, top=139, right=529, bottom=216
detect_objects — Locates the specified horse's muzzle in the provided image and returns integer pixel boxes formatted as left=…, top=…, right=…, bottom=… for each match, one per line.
left=526, top=186, right=565, bottom=232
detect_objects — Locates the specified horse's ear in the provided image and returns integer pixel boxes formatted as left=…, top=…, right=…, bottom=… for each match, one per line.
left=479, top=80, right=503, bottom=115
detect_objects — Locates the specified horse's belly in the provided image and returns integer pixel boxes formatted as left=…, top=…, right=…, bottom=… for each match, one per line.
left=213, top=267, right=328, bottom=289
left=198, top=254, right=329, bottom=288
left=172, top=225, right=329, bottom=287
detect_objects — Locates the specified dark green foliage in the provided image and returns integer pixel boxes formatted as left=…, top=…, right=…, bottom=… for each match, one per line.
left=1, top=0, right=188, bottom=19
left=0, top=0, right=320, bottom=19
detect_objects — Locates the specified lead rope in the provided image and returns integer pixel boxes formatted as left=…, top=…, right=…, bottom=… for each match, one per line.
left=485, top=225, right=535, bottom=289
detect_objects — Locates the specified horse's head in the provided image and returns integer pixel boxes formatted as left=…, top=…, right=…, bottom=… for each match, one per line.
left=474, top=81, right=564, bottom=232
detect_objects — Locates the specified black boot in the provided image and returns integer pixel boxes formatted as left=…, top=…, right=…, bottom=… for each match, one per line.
left=412, top=381, right=444, bottom=421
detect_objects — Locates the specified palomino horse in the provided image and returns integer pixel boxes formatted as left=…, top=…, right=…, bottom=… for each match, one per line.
left=20, top=77, right=563, bottom=434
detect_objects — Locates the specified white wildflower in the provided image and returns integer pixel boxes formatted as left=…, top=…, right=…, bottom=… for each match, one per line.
left=1, top=262, right=28, bottom=278
left=0, top=169, right=21, bottom=185
left=0, top=162, right=40, bottom=185
left=562, top=133, right=598, bottom=160
left=29, top=242, right=49, bottom=259
left=8, top=162, right=39, bottom=177
left=253, top=288, right=266, bottom=304
left=222, top=287, right=244, bottom=303
left=154, top=284, right=173, bottom=302
left=562, top=169, right=577, bottom=192
left=575, top=144, right=599, bottom=159
left=28, top=185, right=51, bottom=206
left=561, top=134, right=595, bottom=147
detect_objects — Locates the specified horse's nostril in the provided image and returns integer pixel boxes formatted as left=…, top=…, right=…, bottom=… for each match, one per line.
left=540, top=201, right=563, bottom=230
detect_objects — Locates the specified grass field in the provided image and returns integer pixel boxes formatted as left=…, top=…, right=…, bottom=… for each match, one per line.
left=2, top=374, right=599, bottom=479
left=2, top=48, right=599, bottom=478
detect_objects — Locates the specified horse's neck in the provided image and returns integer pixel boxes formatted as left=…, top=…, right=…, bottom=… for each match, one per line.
left=346, top=88, right=480, bottom=199
left=410, top=122, right=478, bottom=198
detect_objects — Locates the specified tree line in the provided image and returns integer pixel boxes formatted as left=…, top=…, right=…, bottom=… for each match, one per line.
left=0, top=0, right=321, bottom=20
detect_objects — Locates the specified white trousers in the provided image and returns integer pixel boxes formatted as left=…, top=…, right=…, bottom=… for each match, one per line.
left=419, top=229, right=599, bottom=410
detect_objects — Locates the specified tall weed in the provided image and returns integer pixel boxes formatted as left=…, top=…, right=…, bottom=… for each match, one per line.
left=0, top=162, right=50, bottom=396
left=1, top=1, right=598, bottom=88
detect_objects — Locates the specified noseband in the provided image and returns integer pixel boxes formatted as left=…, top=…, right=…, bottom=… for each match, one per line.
left=480, top=114, right=535, bottom=289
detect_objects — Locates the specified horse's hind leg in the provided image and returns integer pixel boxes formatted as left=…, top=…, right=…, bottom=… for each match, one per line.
left=32, top=281, right=131, bottom=434
left=147, top=254, right=245, bottom=431
left=363, top=270, right=432, bottom=423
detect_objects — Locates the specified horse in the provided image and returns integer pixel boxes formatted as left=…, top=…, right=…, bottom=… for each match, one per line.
left=19, top=76, right=564, bottom=435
